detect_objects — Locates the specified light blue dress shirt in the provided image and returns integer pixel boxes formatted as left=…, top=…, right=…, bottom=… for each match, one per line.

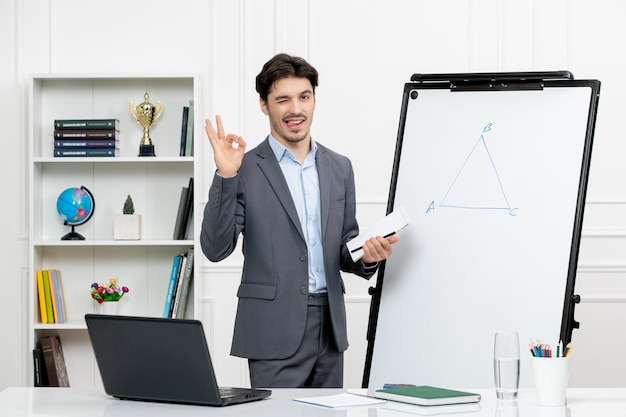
left=268, top=135, right=327, bottom=293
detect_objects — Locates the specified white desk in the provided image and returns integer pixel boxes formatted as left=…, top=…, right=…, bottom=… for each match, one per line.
left=1, top=387, right=626, bottom=416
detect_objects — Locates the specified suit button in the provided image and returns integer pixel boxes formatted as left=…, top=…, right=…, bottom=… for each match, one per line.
left=300, top=287, right=308, bottom=294
left=300, top=254, right=307, bottom=261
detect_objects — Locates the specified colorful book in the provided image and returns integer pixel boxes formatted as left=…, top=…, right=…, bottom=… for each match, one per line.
left=56, top=270, right=68, bottom=324
left=32, top=343, right=49, bottom=387
left=41, top=270, right=54, bottom=324
left=185, top=100, right=194, bottom=156
left=54, top=129, right=119, bottom=139
left=47, top=270, right=59, bottom=324
left=174, top=247, right=194, bottom=319
left=173, top=182, right=190, bottom=240
left=50, top=270, right=66, bottom=324
left=54, top=148, right=119, bottom=157
left=374, top=386, right=481, bottom=406
left=39, top=335, right=70, bottom=387
left=54, top=119, right=119, bottom=130
left=179, top=106, right=189, bottom=156
left=170, top=253, right=188, bottom=318
left=172, top=186, right=188, bottom=240
left=54, top=139, right=118, bottom=148
left=35, top=270, right=48, bottom=324
left=178, top=177, right=194, bottom=240
left=163, top=255, right=182, bottom=317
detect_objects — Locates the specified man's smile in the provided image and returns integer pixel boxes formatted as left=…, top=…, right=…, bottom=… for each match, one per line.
left=285, top=118, right=305, bottom=129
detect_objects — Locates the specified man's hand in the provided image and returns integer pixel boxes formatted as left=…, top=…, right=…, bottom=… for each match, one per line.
left=205, top=115, right=247, bottom=178
left=361, top=234, right=400, bottom=264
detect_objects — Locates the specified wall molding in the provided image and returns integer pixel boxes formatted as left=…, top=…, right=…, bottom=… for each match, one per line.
left=580, top=296, right=626, bottom=303
left=577, top=263, right=626, bottom=273
left=197, top=297, right=214, bottom=351
left=345, top=296, right=371, bottom=304
left=586, top=198, right=626, bottom=204
left=200, top=265, right=242, bottom=273
left=20, top=266, right=28, bottom=386
left=581, top=228, right=626, bottom=238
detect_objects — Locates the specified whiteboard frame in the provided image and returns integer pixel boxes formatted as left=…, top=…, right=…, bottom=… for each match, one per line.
left=362, top=72, right=601, bottom=388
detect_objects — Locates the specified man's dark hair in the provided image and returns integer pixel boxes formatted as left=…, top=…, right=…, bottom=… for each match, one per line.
left=255, top=53, right=319, bottom=102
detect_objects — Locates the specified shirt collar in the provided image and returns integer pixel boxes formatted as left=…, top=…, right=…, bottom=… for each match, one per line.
left=268, top=134, right=318, bottom=163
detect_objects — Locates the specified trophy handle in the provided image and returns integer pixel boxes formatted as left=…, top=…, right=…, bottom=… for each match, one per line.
left=129, top=100, right=138, bottom=120
left=153, top=101, right=164, bottom=122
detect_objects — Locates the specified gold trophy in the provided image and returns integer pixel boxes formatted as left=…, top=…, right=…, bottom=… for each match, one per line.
left=129, top=93, right=164, bottom=156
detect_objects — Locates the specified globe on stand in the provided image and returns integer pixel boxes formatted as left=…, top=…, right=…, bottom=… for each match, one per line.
left=56, top=186, right=96, bottom=240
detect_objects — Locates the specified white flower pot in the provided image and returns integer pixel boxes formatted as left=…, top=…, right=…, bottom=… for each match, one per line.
left=113, top=214, right=142, bottom=240
left=98, top=301, right=119, bottom=315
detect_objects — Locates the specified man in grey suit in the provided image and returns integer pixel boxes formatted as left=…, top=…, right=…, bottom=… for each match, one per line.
left=201, top=53, right=398, bottom=388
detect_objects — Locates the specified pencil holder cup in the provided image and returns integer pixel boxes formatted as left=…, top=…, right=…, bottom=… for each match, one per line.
left=531, top=356, right=570, bottom=406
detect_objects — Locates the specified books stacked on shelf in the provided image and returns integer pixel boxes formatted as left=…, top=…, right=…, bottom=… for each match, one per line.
left=163, top=247, right=194, bottom=319
left=35, top=269, right=67, bottom=324
left=53, top=119, right=120, bottom=157
left=173, top=177, right=194, bottom=240
left=179, top=100, right=194, bottom=156
left=37, top=335, right=70, bottom=387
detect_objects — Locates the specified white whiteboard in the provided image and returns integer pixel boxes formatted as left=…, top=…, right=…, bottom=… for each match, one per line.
left=367, top=81, right=599, bottom=389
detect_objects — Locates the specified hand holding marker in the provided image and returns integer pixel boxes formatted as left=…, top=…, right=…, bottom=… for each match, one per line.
left=529, top=339, right=571, bottom=358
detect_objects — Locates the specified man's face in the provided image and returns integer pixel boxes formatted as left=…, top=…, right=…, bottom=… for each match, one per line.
left=260, top=76, right=315, bottom=146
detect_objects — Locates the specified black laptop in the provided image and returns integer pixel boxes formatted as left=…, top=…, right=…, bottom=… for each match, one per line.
left=85, top=314, right=271, bottom=406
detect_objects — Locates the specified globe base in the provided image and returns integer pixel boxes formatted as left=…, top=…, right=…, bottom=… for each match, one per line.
left=61, top=225, right=85, bottom=240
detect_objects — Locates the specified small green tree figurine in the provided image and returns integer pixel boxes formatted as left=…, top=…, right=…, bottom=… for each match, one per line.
left=114, top=194, right=141, bottom=240
left=123, top=194, right=135, bottom=215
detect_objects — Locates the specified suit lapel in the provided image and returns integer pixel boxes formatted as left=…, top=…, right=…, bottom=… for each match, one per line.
left=316, top=145, right=331, bottom=238
left=255, top=139, right=305, bottom=241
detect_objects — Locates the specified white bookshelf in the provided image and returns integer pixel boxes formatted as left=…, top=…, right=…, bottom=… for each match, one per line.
left=28, top=74, right=201, bottom=388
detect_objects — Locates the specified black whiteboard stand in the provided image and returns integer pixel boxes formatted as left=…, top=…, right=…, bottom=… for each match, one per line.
left=363, top=71, right=600, bottom=389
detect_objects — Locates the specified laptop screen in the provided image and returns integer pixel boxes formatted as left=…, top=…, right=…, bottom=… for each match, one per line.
left=85, top=314, right=223, bottom=405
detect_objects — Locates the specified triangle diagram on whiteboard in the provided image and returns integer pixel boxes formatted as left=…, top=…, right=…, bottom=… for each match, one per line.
left=439, top=132, right=511, bottom=211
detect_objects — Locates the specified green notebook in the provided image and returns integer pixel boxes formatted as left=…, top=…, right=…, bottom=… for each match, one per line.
left=374, top=385, right=481, bottom=406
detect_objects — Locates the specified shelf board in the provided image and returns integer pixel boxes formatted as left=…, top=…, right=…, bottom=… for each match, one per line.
left=34, top=321, right=87, bottom=330
left=32, top=73, right=197, bottom=81
left=34, top=239, right=193, bottom=247
left=33, top=156, right=194, bottom=163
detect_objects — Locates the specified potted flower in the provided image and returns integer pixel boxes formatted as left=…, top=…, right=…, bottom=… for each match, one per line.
left=91, top=278, right=129, bottom=315
left=113, top=194, right=142, bottom=240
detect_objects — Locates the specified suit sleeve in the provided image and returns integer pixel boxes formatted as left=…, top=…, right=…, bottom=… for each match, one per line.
left=200, top=171, right=245, bottom=262
left=339, top=160, right=378, bottom=279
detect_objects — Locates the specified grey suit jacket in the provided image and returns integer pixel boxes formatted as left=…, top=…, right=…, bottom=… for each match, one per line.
left=200, top=138, right=376, bottom=360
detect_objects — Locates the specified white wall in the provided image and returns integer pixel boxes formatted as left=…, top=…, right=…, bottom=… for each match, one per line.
left=2, top=0, right=626, bottom=390
left=0, top=0, right=28, bottom=391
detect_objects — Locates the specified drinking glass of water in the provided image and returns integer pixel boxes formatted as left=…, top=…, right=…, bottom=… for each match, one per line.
left=494, top=331, right=520, bottom=400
